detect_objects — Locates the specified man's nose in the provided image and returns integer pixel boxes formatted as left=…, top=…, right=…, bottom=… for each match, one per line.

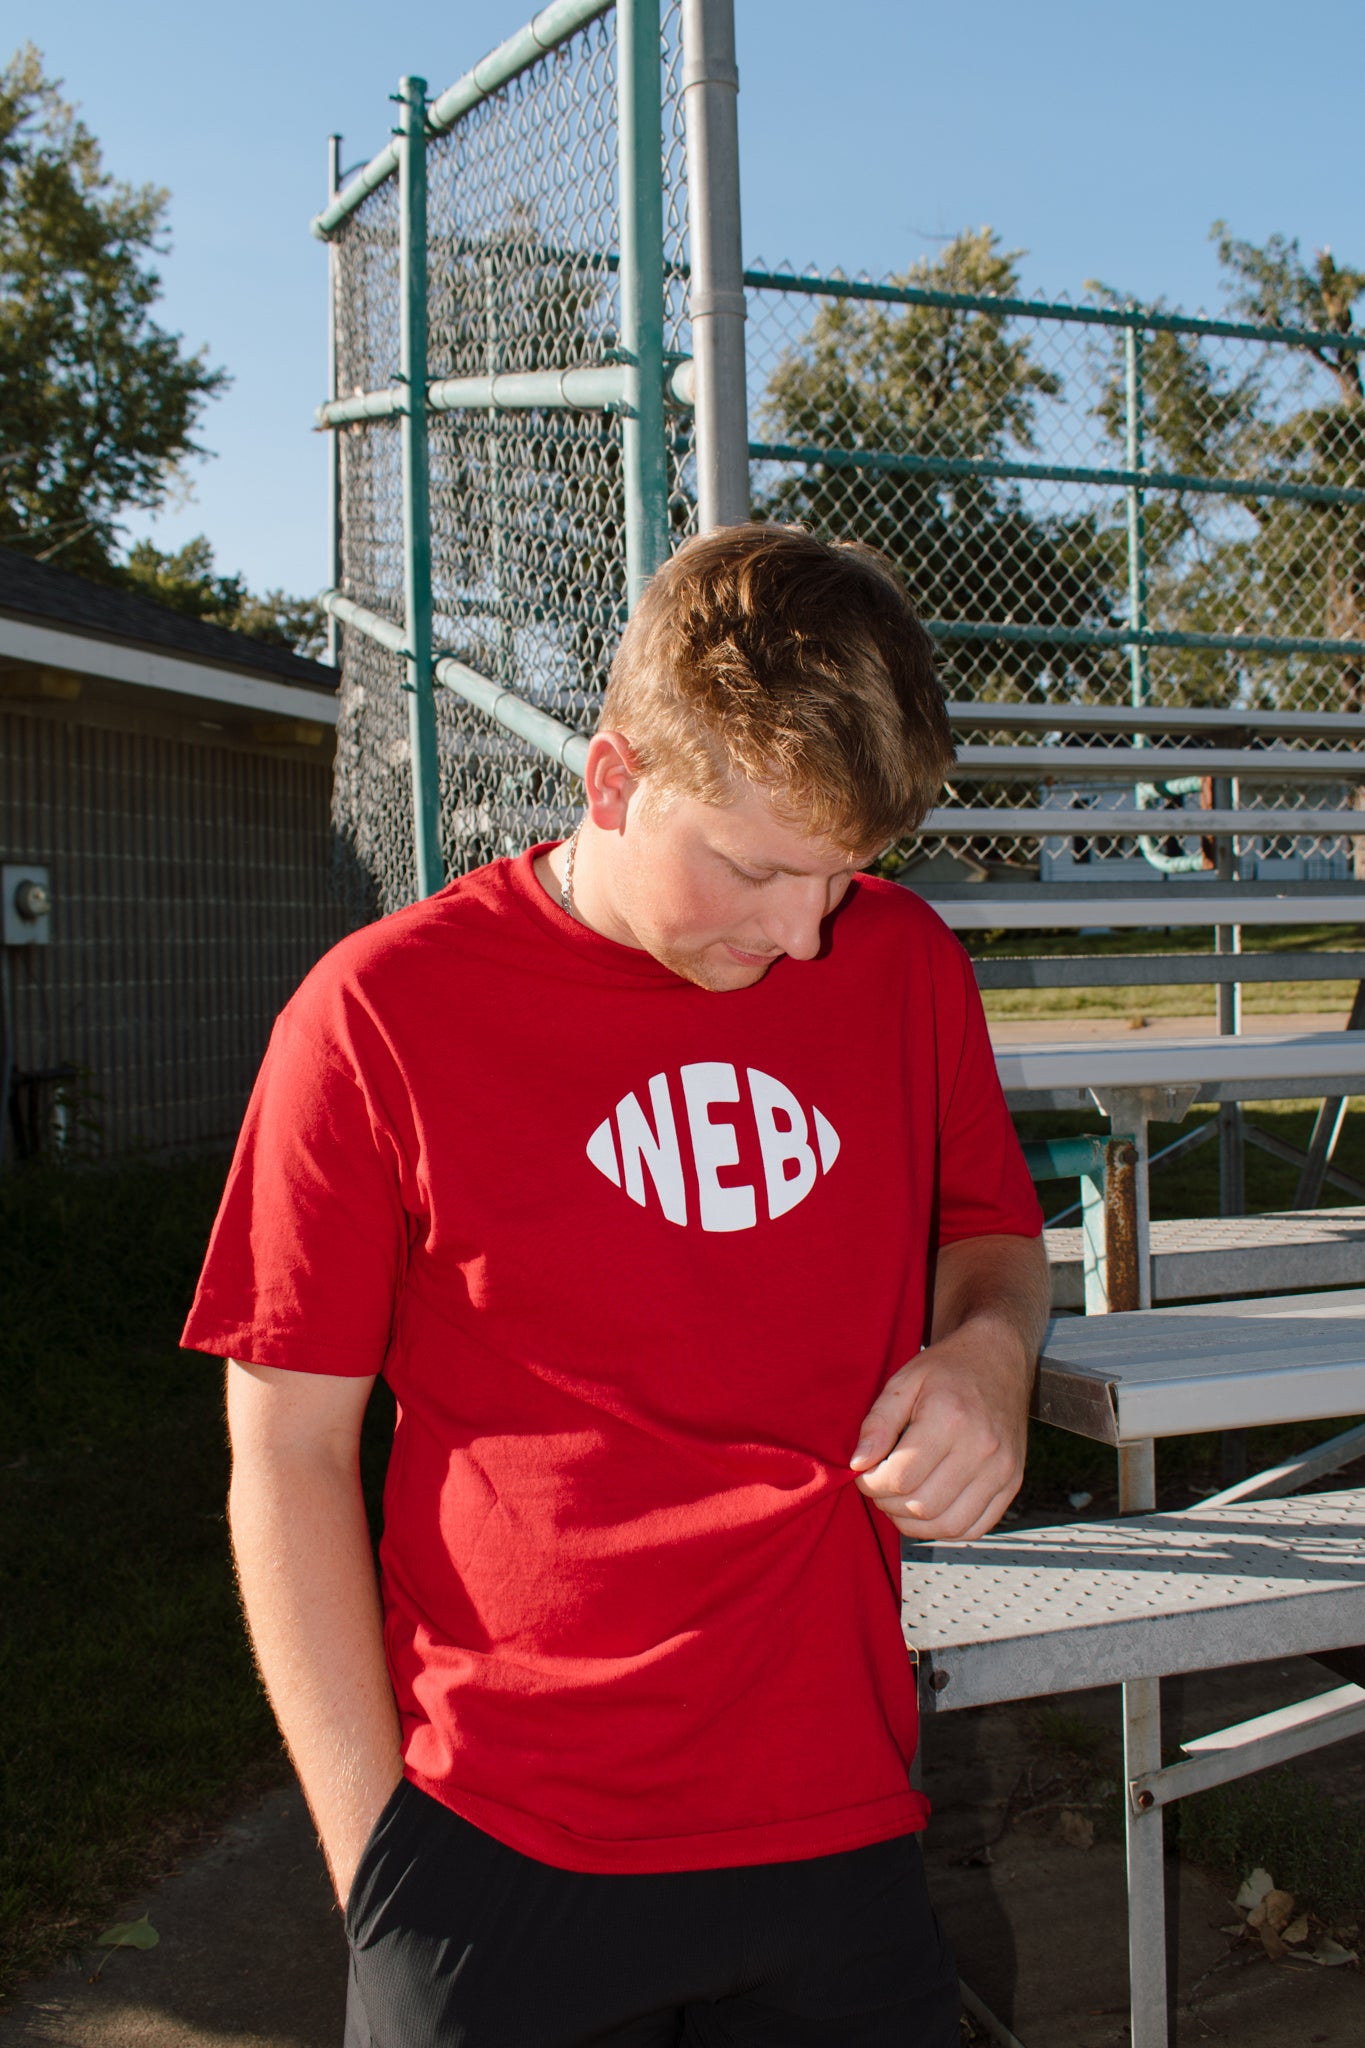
left=763, top=880, right=833, bottom=961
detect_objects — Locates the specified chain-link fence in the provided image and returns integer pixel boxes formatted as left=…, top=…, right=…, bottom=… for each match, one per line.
left=745, top=253, right=1365, bottom=879
left=317, top=2, right=1364, bottom=911
left=321, top=0, right=694, bottom=916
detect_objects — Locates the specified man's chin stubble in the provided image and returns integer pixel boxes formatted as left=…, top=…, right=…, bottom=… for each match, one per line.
left=656, top=946, right=781, bottom=991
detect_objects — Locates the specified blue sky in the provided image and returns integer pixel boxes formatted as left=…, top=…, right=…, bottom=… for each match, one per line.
left=27, top=0, right=1363, bottom=600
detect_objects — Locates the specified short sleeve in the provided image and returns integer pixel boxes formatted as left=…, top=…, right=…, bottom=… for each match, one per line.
left=181, top=1009, right=409, bottom=1376
left=933, top=942, right=1044, bottom=1248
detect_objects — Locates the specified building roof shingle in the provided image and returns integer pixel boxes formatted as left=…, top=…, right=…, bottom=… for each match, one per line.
left=0, top=546, right=338, bottom=694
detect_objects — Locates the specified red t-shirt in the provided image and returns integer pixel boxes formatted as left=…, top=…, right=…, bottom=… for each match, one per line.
left=184, top=847, right=1041, bottom=1874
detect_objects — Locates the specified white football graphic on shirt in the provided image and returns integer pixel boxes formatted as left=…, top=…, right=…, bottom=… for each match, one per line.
left=585, top=1063, right=840, bottom=1232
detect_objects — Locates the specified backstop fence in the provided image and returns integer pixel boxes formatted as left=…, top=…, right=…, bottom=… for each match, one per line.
left=315, top=0, right=1365, bottom=916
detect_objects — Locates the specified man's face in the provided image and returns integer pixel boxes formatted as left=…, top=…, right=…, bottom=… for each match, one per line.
left=603, top=778, right=873, bottom=992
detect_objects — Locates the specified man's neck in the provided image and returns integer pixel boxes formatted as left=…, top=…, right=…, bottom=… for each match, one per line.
left=535, top=828, right=644, bottom=951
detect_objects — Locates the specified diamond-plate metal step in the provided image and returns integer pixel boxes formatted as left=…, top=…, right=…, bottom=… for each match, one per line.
left=904, top=1488, right=1365, bottom=1713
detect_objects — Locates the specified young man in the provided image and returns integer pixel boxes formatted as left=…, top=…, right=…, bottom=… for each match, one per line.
left=184, top=524, right=1048, bottom=2048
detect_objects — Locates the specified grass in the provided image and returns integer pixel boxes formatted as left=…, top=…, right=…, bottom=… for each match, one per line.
left=984, top=979, right=1357, bottom=1023
left=1031, top=1704, right=1107, bottom=1763
left=1023, top=1707, right=1365, bottom=1926
left=0, top=1155, right=269, bottom=1994
left=1022, top=1097, right=1365, bottom=1227
left=0, top=1154, right=392, bottom=1999
left=1176, top=1770, right=1365, bottom=1932
left=0, top=1157, right=282, bottom=1995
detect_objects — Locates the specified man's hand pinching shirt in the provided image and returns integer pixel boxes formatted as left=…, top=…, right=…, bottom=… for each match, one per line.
left=849, top=1313, right=1038, bottom=1542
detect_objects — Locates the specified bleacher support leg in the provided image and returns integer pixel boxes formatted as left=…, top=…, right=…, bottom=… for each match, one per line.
left=1217, top=1101, right=1244, bottom=1215
left=1074, top=1137, right=1142, bottom=1314
left=1118, top=1437, right=1168, bottom=2047
left=1089, top=1085, right=1199, bottom=1310
left=1295, top=1097, right=1350, bottom=1209
left=1295, top=980, right=1365, bottom=1209
left=1124, top=1675, right=1168, bottom=2048
left=1214, top=781, right=1244, bottom=1216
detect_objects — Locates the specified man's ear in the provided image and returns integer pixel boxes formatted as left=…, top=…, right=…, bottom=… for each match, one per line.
left=583, top=731, right=641, bottom=834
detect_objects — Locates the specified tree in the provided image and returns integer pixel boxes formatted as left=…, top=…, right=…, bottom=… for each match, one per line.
left=0, top=45, right=225, bottom=578
left=1, top=47, right=328, bottom=661
left=753, top=229, right=1123, bottom=704
left=122, top=537, right=328, bottom=658
left=1217, top=229, right=1365, bottom=711
left=1092, top=230, right=1365, bottom=712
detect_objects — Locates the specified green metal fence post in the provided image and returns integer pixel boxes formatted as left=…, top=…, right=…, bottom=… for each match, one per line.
left=326, top=134, right=342, bottom=670
left=1124, top=319, right=1151, bottom=712
left=398, top=75, right=444, bottom=898
left=616, top=0, right=670, bottom=608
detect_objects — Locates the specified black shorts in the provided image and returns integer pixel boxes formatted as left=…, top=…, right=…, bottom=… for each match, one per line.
left=343, top=1779, right=960, bottom=2047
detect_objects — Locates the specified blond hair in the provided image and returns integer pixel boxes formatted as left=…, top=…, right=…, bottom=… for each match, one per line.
left=600, top=524, right=953, bottom=852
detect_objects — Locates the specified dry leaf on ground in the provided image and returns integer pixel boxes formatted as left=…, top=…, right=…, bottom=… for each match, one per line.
left=1234, top=1868, right=1275, bottom=1911
left=87, top=1913, right=159, bottom=1986
left=1248, top=1888, right=1295, bottom=1933
left=1306, top=1937, right=1358, bottom=1967
left=94, top=1915, right=158, bottom=1953
left=1058, top=1808, right=1095, bottom=1851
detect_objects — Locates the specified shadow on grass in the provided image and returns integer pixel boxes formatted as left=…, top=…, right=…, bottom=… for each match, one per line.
left=0, top=1155, right=393, bottom=1999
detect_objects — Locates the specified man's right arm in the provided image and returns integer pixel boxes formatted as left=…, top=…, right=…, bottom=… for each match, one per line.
left=226, top=1359, right=403, bottom=1908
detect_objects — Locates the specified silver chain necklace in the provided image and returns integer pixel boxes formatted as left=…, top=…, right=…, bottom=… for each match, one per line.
left=561, top=822, right=583, bottom=921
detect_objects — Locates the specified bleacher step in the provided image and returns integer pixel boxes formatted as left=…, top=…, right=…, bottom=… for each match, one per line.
left=1046, top=1205, right=1365, bottom=1307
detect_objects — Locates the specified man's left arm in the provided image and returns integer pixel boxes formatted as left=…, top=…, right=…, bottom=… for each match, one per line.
left=850, top=1233, right=1050, bottom=1542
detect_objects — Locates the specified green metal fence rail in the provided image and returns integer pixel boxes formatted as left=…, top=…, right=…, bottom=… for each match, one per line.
left=317, top=1, right=1364, bottom=912
left=739, top=265, right=1365, bottom=353
left=312, top=0, right=618, bottom=241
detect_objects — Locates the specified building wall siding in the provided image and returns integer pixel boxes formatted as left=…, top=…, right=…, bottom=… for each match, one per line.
left=0, top=707, right=352, bottom=1156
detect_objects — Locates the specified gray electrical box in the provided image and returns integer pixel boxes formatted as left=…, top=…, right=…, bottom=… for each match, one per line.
left=3, top=865, right=52, bottom=945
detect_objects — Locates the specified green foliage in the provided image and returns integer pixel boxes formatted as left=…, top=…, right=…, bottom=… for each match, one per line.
left=764, top=229, right=1057, bottom=462
left=0, top=46, right=225, bottom=579
left=121, top=537, right=328, bottom=658
left=758, top=221, right=1365, bottom=716
left=0, top=1154, right=393, bottom=1993
left=0, top=50, right=325, bottom=660
left=1032, top=1705, right=1106, bottom=1761
left=1215, top=227, right=1365, bottom=376
left=1092, top=227, right=1365, bottom=712
left=756, top=230, right=1121, bottom=704
left=1175, top=1768, right=1365, bottom=1927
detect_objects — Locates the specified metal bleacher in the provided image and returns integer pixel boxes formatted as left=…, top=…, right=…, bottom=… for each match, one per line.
left=903, top=698, right=1365, bottom=1308
left=903, top=706, right=1365, bottom=2042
